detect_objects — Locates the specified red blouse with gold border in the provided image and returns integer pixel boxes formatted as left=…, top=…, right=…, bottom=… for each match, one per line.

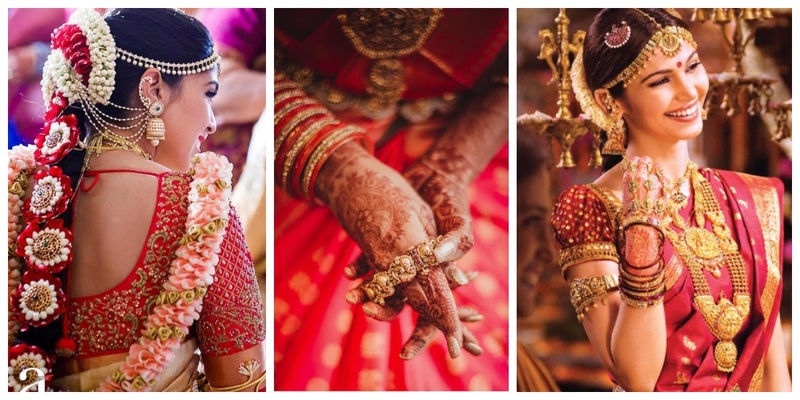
left=67, top=170, right=265, bottom=359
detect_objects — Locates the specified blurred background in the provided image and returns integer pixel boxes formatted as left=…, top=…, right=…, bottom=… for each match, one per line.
left=517, top=8, right=792, bottom=391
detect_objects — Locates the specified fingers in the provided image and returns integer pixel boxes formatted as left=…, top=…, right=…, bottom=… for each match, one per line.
left=434, top=227, right=474, bottom=264
left=441, top=262, right=472, bottom=289
left=344, top=254, right=372, bottom=280
left=399, top=318, right=438, bottom=360
left=412, top=268, right=463, bottom=359
left=345, top=281, right=370, bottom=305
left=361, top=300, right=405, bottom=322
left=461, top=325, right=483, bottom=356
left=457, top=306, right=484, bottom=323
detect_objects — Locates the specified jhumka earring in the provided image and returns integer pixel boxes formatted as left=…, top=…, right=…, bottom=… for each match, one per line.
left=139, top=76, right=166, bottom=147
left=601, top=94, right=626, bottom=155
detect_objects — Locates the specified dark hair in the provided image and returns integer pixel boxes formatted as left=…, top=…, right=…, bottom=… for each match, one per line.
left=518, top=131, right=552, bottom=182
left=582, top=9, right=688, bottom=170
left=56, top=8, right=214, bottom=178
left=20, top=8, right=214, bottom=354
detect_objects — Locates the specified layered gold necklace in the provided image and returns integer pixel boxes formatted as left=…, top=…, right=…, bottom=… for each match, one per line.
left=661, top=162, right=750, bottom=373
left=85, top=132, right=152, bottom=161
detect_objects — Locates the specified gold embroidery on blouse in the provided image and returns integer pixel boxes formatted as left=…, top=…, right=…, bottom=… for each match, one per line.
left=586, top=183, right=622, bottom=222
left=559, top=242, right=619, bottom=274
left=739, top=174, right=781, bottom=320
left=196, top=214, right=266, bottom=355
left=69, top=173, right=190, bottom=355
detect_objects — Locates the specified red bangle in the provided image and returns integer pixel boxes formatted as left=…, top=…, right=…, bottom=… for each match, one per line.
left=290, top=122, right=345, bottom=197
left=275, top=113, right=332, bottom=183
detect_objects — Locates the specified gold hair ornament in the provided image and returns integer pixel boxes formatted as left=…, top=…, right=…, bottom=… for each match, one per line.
left=602, top=10, right=697, bottom=89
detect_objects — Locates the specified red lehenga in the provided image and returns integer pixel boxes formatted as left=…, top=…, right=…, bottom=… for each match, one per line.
left=49, top=170, right=265, bottom=391
left=274, top=9, right=509, bottom=391
left=551, top=168, right=784, bottom=392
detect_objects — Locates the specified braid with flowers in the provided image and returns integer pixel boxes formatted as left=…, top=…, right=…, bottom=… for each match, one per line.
left=8, top=9, right=223, bottom=392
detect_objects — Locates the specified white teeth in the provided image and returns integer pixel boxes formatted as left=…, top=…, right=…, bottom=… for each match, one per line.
left=666, top=104, right=698, bottom=117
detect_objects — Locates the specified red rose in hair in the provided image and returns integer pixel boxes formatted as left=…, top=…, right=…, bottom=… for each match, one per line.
left=52, top=23, right=93, bottom=85
left=34, top=114, right=80, bottom=165
left=24, top=167, right=73, bottom=221
left=44, top=91, right=68, bottom=121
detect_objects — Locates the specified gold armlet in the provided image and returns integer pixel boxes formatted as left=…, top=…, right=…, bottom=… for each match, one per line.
left=201, top=360, right=266, bottom=392
left=569, top=274, right=619, bottom=322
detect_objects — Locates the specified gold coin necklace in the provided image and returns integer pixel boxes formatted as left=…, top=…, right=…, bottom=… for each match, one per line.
left=661, top=163, right=751, bottom=373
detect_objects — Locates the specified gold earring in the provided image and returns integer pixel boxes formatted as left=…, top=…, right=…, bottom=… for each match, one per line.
left=601, top=95, right=626, bottom=155
left=139, top=76, right=166, bottom=147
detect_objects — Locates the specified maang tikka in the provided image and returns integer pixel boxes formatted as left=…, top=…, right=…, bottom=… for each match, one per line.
left=139, top=76, right=166, bottom=147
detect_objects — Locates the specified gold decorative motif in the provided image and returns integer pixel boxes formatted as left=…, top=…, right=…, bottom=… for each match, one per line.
left=602, top=18, right=697, bottom=89
left=336, top=8, right=443, bottom=117
left=682, top=335, right=697, bottom=351
left=569, top=274, right=620, bottom=321
left=22, top=285, right=53, bottom=313
left=662, top=166, right=751, bottom=373
left=338, top=9, right=443, bottom=59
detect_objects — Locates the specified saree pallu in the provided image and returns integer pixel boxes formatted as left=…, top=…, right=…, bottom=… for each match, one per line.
left=274, top=131, right=509, bottom=390
left=655, top=170, right=784, bottom=391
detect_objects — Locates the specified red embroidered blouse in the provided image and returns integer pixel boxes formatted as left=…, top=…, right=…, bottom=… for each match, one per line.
left=67, top=170, right=265, bottom=359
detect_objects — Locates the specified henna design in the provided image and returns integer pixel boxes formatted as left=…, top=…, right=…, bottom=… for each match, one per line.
left=625, top=224, right=661, bottom=268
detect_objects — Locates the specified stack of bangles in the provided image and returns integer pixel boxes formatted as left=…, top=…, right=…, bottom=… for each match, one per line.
left=365, top=236, right=441, bottom=306
left=274, top=76, right=373, bottom=203
left=618, top=219, right=666, bottom=308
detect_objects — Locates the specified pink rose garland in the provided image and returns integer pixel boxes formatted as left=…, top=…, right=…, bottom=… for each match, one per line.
left=8, top=145, right=37, bottom=346
left=97, top=152, right=232, bottom=391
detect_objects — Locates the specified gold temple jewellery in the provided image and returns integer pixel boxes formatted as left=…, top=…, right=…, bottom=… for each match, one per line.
left=662, top=166, right=750, bottom=372
left=365, top=236, right=443, bottom=305
left=569, top=274, right=619, bottom=322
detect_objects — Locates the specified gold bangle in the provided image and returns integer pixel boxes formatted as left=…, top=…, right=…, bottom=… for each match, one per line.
left=275, top=106, right=331, bottom=158
left=300, top=125, right=365, bottom=199
left=569, top=274, right=620, bottom=322
left=280, top=119, right=337, bottom=189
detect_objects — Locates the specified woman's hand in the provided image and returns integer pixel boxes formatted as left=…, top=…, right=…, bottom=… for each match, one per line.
left=620, top=156, right=667, bottom=270
left=315, top=141, right=474, bottom=359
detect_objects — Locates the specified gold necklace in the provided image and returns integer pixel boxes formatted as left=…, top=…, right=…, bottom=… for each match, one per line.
left=85, top=133, right=152, bottom=161
left=662, top=164, right=750, bottom=373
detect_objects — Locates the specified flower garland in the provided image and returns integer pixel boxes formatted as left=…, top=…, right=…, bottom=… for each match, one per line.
left=41, top=8, right=116, bottom=118
left=97, top=152, right=232, bottom=392
left=8, top=145, right=37, bottom=347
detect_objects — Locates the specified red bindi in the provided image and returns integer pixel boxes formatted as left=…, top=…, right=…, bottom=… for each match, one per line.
left=677, top=61, right=683, bottom=68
